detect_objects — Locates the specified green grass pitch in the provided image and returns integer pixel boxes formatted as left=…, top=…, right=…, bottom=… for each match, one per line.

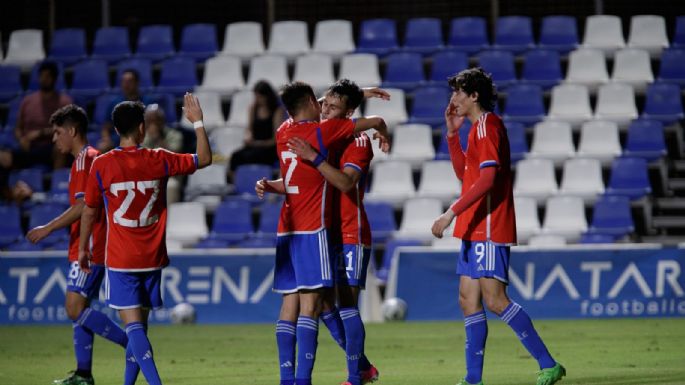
left=1, top=318, right=684, bottom=385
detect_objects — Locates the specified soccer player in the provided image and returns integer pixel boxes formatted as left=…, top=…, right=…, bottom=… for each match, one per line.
left=26, top=104, right=128, bottom=385
left=430, top=68, right=566, bottom=385
left=78, top=94, right=211, bottom=385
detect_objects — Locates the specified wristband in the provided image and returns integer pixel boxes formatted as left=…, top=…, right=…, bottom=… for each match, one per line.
left=193, top=120, right=204, bottom=129
left=312, top=153, right=326, bottom=167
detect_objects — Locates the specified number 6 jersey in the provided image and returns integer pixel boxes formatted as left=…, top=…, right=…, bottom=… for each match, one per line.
left=84, top=146, right=198, bottom=271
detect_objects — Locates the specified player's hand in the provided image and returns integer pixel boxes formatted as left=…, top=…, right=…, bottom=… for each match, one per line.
left=255, top=177, right=268, bottom=199
left=372, top=131, right=391, bottom=153
left=362, top=87, right=391, bottom=101
left=287, top=137, right=318, bottom=162
left=183, top=93, right=203, bottom=123
left=26, top=225, right=51, bottom=243
left=431, top=210, right=456, bottom=239
left=445, top=102, right=465, bottom=137
left=78, top=249, right=92, bottom=273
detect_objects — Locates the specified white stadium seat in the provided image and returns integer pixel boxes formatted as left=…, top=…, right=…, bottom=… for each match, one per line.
left=246, top=55, right=290, bottom=89
left=577, top=120, right=622, bottom=165
left=293, top=54, right=336, bottom=95
left=365, top=160, right=415, bottom=207
left=195, top=55, right=245, bottom=97
left=547, top=84, right=593, bottom=127
left=225, top=90, right=255, bottom=128
left=627, top=15, right=669, bottom=57
left=565, top=48, right=609, bottom=92
left=390, top=123, right=435, bottom=168
left=514, top=196, right=541, bottom=243
left=395, top=198, right=443, bottom=241
left=582, top=15, right=625, bottom=56
left=594, top=83, right=639, bottom=129
left=312, top=20, right=355, bottom=58
left=180, top=91, right=225, bottom=130
left=267, top=21, right=310, bottom=60
left=364, top=88, right=408, bottom=130
left=559, top=158, right=605, bottom=204
left=339, top=54, right=381, bottom=88
left=211, top=127, right=245, bottom=162
left=542, top=195, right=588, bottom=242
left=221, top=22, right=265, bottom=60
left=528, top=234, right=567, bottom=248
left=3, top=29, right=45, bottom=68
left=416, top=160, right=461, bottom=204
left=167, top=202, right=209, bottom=246
left=528, top=121, right=575, bottom=166
left=513, top=158, right=558, bottom=203
left=611, top=49, right=654, bottom=94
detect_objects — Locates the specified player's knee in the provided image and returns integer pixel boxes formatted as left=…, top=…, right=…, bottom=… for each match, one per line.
left=482, top=294, right=508, bottom=315
left=458, top=291, right=480, bottom=314
left=65, top=303, right=84, bottom=321
left=299, top=299, right=322, bottom=318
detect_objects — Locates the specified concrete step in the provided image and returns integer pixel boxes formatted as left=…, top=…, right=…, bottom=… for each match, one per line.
left=668, top=178, right=685, bottom=191
left=655, top=198, right=685, bottom=210
left=652, top=216, right=685, bottom=229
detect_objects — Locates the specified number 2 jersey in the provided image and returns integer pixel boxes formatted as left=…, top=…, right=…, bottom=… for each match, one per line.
left=84, top=146, right=198, bottom=271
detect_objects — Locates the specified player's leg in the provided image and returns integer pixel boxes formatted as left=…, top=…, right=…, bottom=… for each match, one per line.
left=320, top=286, right=347, bottom=350
left=296, top=289, right=323, bottom=385
left=59, top=291, right=96, bottom=385
left=274, top=235, right=299, bottom=385
left=457, top=241, right=487, bottom=385
left=123, top=307, right=149, bottom=385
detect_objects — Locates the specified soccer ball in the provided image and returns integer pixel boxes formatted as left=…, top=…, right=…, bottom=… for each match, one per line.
left=170, top=302, right=196, bottom=324
left=381, top=297, right=408, bottom=321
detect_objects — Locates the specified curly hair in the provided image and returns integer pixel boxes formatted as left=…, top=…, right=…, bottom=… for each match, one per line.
left=447, top=67, right=498, bottom=112
left=325, top=78, right=364, bottom=111
left=50, top=104, right=89, bottom=138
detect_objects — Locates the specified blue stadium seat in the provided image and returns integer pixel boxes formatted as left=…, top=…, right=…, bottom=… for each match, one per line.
left=579, top=233, right=616, bottom=244
left=428, top=50, right=468, bottom=85
left=606, top=157, right=652, bottom=200
left=0, top=65, right=22, bottom=103
left=2, top=97, right=22, bottom=134
left=208, top=199, right=254, bottom=242
left=179, top=23, right=218, bottom=62
left=408, top=85, right=450, bottom=127
left=238, top=236, right=276, bottom=248
left=116, top=58, right=154, bottom=92
left=48, top=239, right=70, bottom=250
left=587, top=195, right=634, bottom=238
left=148, top=93, right=179, bottom=125
left=448, top=17, right=489, bottom=53
left=381, top=52, right=425, bottom=91
left=28, top=61, right=66, bottom=91
left=0, top=205, right=23, bottom=247
left=356, top=18, right=399, bottom=56
left=494, top=16, right=535, bottom=53
left=403, top=18, right=444, bottom=55
left=674, top=16, right=685, bottom=49
left=91, top=93, right=119, bottom=129
left=436, top=118, right=472, bottom=159
left=87, top=131, right=103, bottom=148
left=92, top=27, right=131, bottom=64
left=155, top=57, right=198, bottom=96
left=257, top=200, right=281, bottom=234
left=7, top=240, right=42, bottom=252
left=29, top=203, right=69, bottom=244
left=69, top=59, right=110, bottom=104
left=505, top=121, right=528, bottom=164
left=377, top=238, right=422, bottom=282
left=641, top=82, right=685, bottom=124
left=48, top=28, right=87, bottom=66
left=48, top=168, right=70, bottom=204
left=135, top=25, right=175, bottom=62
left=623, top=119, right=667, bottom=162
left=365, top=202, right=397, bottom=243
left=234, top=164, right=273, bottom=202
left=503, top=84, right=545, bottom=125
left=0, top=130, right=19, bottom=150
left=477, top=50, right=517, bottom=89
left=194, top=238, right=231, bottom=249
left=657, top=49, right=685, bottom=87
left=521, top=49, right=562, bottom=90
left=539, top=16, right=579, bottom=54
left=9, top=168, right=44, bottom=192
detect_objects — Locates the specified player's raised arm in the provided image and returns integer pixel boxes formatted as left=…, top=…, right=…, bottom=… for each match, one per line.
left=182, top=93, right=212, bottom=169
left=287, top=137, right=360, bottom=192
left=361, top=87, right=391, bottom=101
left=352, top=116, right=390, bottom=153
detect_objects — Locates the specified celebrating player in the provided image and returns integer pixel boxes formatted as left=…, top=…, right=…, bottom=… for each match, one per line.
left=26, top=104, right=128, bottom=385
left=430, top=68, right=566, bottom=385
left=78, top=94, right=211, bottom=385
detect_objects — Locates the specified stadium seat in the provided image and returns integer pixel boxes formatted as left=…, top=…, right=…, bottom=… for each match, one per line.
left=428, top=50, right=468, bottom=85
left=494, top=16, right=535, bottom=53
left=68, top=59, right=110, bottom=103
left=435, top=119, right=472, bottom=160
left=539, top=15, right=579, bottom=54
left=29, top=203, right=69, bottom=244
left=246, top=55, right=289, bottom=89
left=587, top=195, right=634, bottom=238
left=365, top=160, right=415, bottom=206
left=580, top=233, right=616, bottom=244
left=238, top=236, right=276, bottom=248
left=641, top=82, right=685, bottom=124
left=576, top=120, right=622, bottom=165
left=408, top=85, right=450, bottom=127
left=565, top=49, right=609, bottom=91
left=513, top=158, right=558, bottom=203
left=167, top=202, right=208, bottom=246
left=528, top=121, right=575, bottom=165
left=657, top=49, right=685, bottom=87
left=3, top=29, right=45, bottom=68
left=28, top=61, right=66, bottom=91
left=356, top=18, right=399, bottom=57
left=225, top=90, right=255, bottom=128
left=47, top=28, right=86, bottom=66
left=547, top=84, right=593, bottom=127
left=541, top=195, right=588, bottom=242
left=606, top=157, right=652, bottom=200
left=627, top=15, right=669, bottom=57
left=364, top=88, right=407, bottom=130
left=3, top=97, right=22, bottom=133
left=234, top=164, right=273, bottom=202
left=149, top=93, right=178, bottom=125
left=395, top=198, right=443, bottom=241
left=338, top=54, right=381, bottom=88
left=293, top=54, right=336, bottom=94
left=48, top=168, right=70, bottom=204
left=381, top=52, right=425, bottom=91
left=582, top=15, right=626, bottom=55
left=92, top=27, right=131, bottom=64
left=267, top=20, right=311, bottom=60
left=0, top=205, right=23, bottom=247
left=594, top=83, right=639, bottom=128
left=115, top=58, right=154, bottom=93
left=195, top=55, right=245, bottom=97
left=502, top=84, right=545, bottom=125
left=611, top=48, right=654, bottom=93
left=376, top=238, right=422, bottom=282
left=257, top=200, right=281, bottom=235
left=431, top=227, right=462, bottom=250
left=416, top=160, right=460, bottom=204
left=135, top=25, right=175, bottom=62
left=221, top=22, right=265, bottom=60
left=185, top=163, right=230, bottom=205
left=477, top=50, right=517, bottom=89
left=156, top=57, right=198, bottom=96
left=623, top=119, right=667, bottom=162
left=0, top=65, right=22, bottom=103
left=521, top=49, right=563, bottom=90
left=448, top=17, right=489, bottom=53
left=363, top=128, right=388, bottom=165
left=364, top=201, right=396, bottom=243
left=208, top=199, right=254, bottom=242
left=505, top=121, right=528, bottom=164
left=312, top=20, right=355, bottom=57
left=9, top=167, right=44, bottom=192
left=559, top=158, right=605, bottom=204
left=390, top=124, right=435, bottom=168
left=403, top=17, right=444, bottom=55
left=514, top=196, right=541, bottom=243
left=211, top=127, right=244, bottom=161
left=194, top=238, right=231, bottom=249
left=179, top=23, right=218, bottom=61
left=674, top=16, right=685, bottom=48
left=528, top=234, right=567, bottom=248
left=180, top=91, right=225, bottom=130
left=7, top=240, right=43, bottom=252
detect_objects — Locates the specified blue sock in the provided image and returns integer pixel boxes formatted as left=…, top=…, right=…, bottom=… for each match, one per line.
left=125, top=322, right=162, bottom=385
left=295, top=316, right=319, bottom=385
left=499, top=302, right=556, bottom=370
left=73, top=323, right=94, bottom=372
left=464, top=311, right=488, bottom=384
left=76, top=307, right=128, bottom=348
left=124, top=324, right=144, bottom=385
left=340, top=307, right=365, bottom=385
left=320, top=308, right=346, bottom=350
left=276, top=320, right=296, bottom=385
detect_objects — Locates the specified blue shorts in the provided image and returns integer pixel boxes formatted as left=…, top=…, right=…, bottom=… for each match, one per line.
left=273, top=230, right=335, bottom=293
left=66, top=262, right=105, bottom=300
left=105, top=269, right=163, bottom=310
left=456, top=240, right=510, bottom=283
left=337, top=244, right=372, bottom=289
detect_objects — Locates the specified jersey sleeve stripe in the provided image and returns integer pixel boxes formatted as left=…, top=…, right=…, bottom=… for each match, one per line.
left=316, top=127, right=328, bottom=157
left=163, top=159, right=169, bottom=176
left=343, top=162, right=362, bottom=172
left=74, top=192, right=85, bottom=199
left=193, top=154, right=199, bottom=169
left=480, top=160, right=498, bottom=168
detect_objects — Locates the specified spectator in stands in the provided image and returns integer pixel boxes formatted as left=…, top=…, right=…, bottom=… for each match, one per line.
left=98, top=69, right=153, bottom=152
left=142, top=104, right=183, bottom=152
left=229, top=81, right=285, bottom=177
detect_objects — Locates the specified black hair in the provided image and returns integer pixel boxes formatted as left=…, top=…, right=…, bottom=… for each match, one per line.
left=38, top=61, right=59, bottom=79
left=49, top=104, right=88, bottom=138
left=121, top=68, right=140, bottom=83
left=280, top=81, right=316, bottom=117
left=447, top=67, right=498, bottom=112
left=112, top=101, right=145, bottom=137
left=325, top=78, right=364, bottom=111
left=253, top=80, right=279, bottom=112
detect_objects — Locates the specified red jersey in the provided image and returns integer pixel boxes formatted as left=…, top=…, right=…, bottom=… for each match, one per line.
left=276, top=118, right=356, bottom=234
left=69, top=146, right=106, bottom=264
left=338, top=133, right=373, bottom=246
left=84, top=146, right=198, bottom=271
left=453, top=113, right=516, bottom=244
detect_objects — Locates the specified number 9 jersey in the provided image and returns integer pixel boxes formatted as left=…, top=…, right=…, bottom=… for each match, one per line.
left=84, top=146, right=198, bottom=271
